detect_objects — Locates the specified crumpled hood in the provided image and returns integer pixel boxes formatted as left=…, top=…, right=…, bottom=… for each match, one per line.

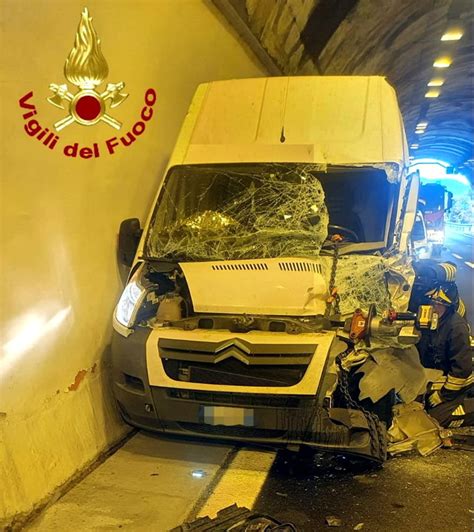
left=179, top=257, right=328, bottom=316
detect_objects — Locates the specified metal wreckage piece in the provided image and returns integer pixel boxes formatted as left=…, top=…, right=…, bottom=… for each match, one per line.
left=172, top=504, right=298, bottom=531
left=148, top=165, right=442, bottom=462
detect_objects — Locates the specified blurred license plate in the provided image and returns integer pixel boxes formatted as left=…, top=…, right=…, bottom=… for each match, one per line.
left=202, top=406, right=254, bottom=427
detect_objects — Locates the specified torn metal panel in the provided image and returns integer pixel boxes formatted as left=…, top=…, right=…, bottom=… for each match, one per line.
left=352, top=162, right=401, bottom=183
left=147, top=164, right=329, bottom=261
left=356, top=346, right=438, bottom=404
left=384, top=254, right=415, bottom=312
left=388, top=402, right=443, bottom=456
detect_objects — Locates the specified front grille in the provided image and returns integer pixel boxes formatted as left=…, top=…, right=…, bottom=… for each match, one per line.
left=159, top=338, right=315, bottom=362
left=159, top=338, right=315, bottom=386
left=166, top=388, right=310, bottom=408
left=177, top=421, right=287, bottom=439
left=163, top=357, right=307, bottom=387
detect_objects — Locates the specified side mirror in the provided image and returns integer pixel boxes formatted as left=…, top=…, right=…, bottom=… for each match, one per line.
left=446, top=191, right=453, bottom=212
left=118, top=218, right=142, bottom=268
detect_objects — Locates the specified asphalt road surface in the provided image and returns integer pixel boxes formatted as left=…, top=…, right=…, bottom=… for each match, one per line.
left=28, top=433, right=473, bottom=532
left=442, top=230, right=474, bottom=328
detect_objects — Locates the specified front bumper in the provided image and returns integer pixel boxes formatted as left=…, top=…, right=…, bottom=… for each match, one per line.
left=111, top=328, right=386, bottom=462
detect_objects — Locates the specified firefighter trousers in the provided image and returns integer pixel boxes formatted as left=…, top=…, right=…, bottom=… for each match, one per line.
left=427, top=394, right=474, bottom=428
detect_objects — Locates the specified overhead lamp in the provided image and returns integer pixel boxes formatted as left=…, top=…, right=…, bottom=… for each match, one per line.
left=428, top=78, right=444, bottom=87
left=411, top=144, right=419, bottom=149
left=441, top=28, right=463, bottom=41
left=425, top=89, right=440, bottom=98
left=433, top=56, right=452, bottom=68
left=416, top=121, right=428, bottom=129
left=415, top=129, right=425, bottom=134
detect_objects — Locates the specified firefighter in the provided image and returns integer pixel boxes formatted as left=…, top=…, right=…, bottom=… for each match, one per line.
left=417, top=282, right=474, bottom=427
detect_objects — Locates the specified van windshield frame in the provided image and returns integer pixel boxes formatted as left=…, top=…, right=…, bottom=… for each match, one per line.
left=143, top=163, right=396, bottom=262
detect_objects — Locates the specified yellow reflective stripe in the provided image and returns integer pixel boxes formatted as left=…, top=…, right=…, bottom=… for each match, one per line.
left=452, top=405, right=466, bottom=416
left=444, top=375, right=474, bottom=390
left=448, top=264, right=456, bottom=280
left=441, top=264, right=449, bottom=278
left=441, top=264, right=448, bottom=280
left=447, top=374, right=474, bottom=385
left=448, top=263, right=456, bottom=280
left=457, top=299, right=466, bottom=317
left=449, top=420, right=463, bottom=428
left=429, top=391, right=443, bottom=406
left=441, top=263, right=456, bottom=281
left=430, top=376, right=447, bottom=391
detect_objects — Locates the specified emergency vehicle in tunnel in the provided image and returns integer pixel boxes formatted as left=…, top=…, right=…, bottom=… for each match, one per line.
left=111, top=76, right=423, bottom=463
left=419, top=182, right=453, bottom=257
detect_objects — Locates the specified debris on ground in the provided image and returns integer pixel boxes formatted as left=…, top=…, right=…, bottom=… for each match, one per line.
left=353, top=524, right=364, bottom=530
left=391, top=502, right=405, bottom=509
left=171, top=504, right=298, bottom=531
left=325, top=515, right=343, bottom=527
left=449, top=427, right=474, bottom=450
left=387, top=402, right=443, bottom=456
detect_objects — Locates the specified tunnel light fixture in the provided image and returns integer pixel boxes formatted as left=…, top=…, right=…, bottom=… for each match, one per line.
left=410, top=144, right=419, bottom=149
left=416, top=122, right=428, bottom=133
left=441, top=28, right=463, bottom=41
left=428, top=78, right=444, bottom=87
left=433, top=56, right=452, bottom=68
left=425, top=89, right=440, bottom=98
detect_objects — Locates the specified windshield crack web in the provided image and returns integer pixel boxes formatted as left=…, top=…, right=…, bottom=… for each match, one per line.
left=327, top=255, right=391, bottom=315
left=147, top=164, right=329, bottom=261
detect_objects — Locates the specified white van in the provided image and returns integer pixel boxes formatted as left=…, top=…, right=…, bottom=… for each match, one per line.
left=111, top=77, right=420, bottom=463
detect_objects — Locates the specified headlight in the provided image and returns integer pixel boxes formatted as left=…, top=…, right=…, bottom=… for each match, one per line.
left=113, top=278, right=146, bottom=335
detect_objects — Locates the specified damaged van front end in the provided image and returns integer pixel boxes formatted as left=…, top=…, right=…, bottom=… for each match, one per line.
left=112, top=323, right=386, bottom=461
left=111, top=77, right=421, bottom=464
left=111, top=162, right=408, bottom=464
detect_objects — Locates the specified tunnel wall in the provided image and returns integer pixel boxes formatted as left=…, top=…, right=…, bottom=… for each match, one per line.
left=0, top=0, right=266, bottom=525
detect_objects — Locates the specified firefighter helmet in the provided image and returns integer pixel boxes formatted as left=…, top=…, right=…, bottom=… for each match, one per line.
left=425, top=282, right=459, bottom=308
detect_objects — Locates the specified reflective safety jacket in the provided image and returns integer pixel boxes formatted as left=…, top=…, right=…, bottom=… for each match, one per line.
left=417, top=309, right=474, bottom=401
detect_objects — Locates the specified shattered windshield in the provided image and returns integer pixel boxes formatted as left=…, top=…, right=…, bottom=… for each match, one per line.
left=145, top=164, right=393, bottom=261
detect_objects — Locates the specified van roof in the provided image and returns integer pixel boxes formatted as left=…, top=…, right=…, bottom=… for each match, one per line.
left=170, top=76, right=408, bottom=176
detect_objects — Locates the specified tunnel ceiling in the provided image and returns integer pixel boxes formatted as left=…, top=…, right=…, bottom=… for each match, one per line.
left=215, top=0, right=474, bottom=183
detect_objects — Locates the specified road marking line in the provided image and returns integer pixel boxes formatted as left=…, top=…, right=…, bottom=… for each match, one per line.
left=197, top=448, right=276, bottom=518
left=465, top=262, right=474, bottom=269
left=452, top=253, right=463, bottom=260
